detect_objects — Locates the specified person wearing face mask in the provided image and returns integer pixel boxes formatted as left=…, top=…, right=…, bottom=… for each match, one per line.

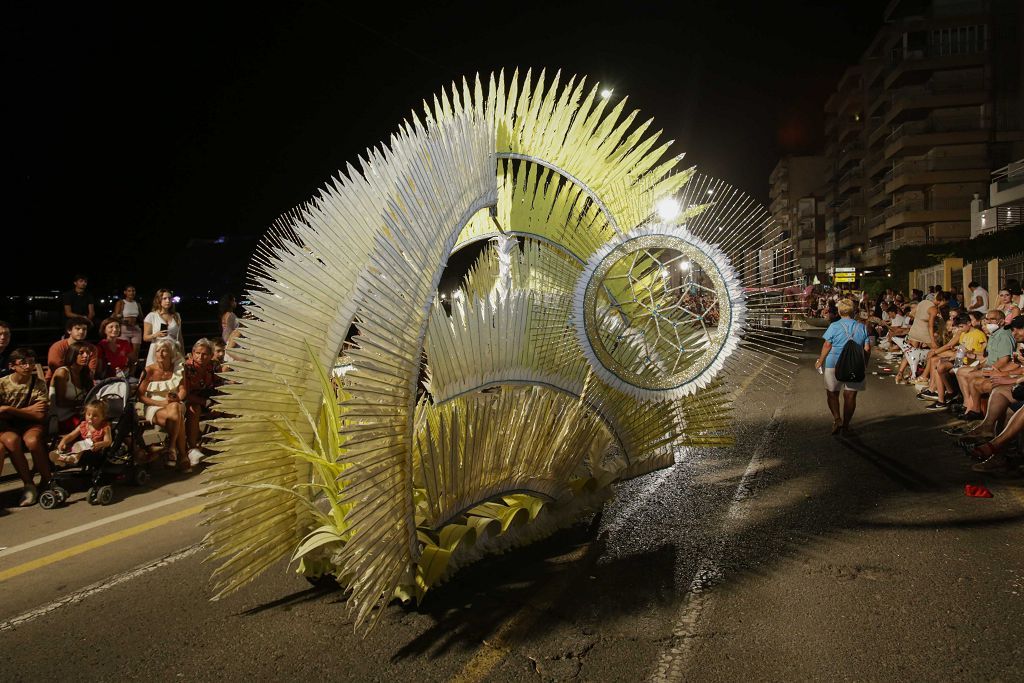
left=954, top=312, right=1023, bottom=421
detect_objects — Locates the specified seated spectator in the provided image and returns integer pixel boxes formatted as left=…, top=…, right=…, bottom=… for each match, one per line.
left=183, top=338, right=217, bottom=466
left=95, top=318, right=134, bottom=379
left=211, top=338, right=228, bottom=371
left=139, top=338, right=189, bottom=472
left=967, top=280, right=989, bottom=313
left=959, top=381, right=1024, bottom=472
left=51, top=342, right=95, bottom=432
left=0, top=320, right=10, bottom=378
left=113, top=284, right=143, bottom=363
left=954, top=313, right=1024, bottom=420
left=948, top=286, right=961, bottom=310
left=47, top=316, right=98, bottom=379
left=0, top=348, right=52, bottom=506
left=918, top=313, right=977, bottom=410
left=1005, top=304, right=1021, bottom=326
left=50, top=399, right=112, bottom=468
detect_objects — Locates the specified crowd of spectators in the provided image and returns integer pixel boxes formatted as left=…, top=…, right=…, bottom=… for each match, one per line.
left=0, top=275, right=242, bottom=507
left=820, top=277, right=1024, bottom=474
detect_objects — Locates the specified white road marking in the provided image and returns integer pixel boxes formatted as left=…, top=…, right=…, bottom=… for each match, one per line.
left=0, top=487, right=210, bottom=560
left=0, top=544, right=201, bottom=632
left=651, top=404, right=784, bottom=682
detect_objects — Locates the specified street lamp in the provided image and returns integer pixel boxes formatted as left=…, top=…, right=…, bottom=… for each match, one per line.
left=655, top=197, right=681, bottom=221
left=600, top=88, right=613, bottom=99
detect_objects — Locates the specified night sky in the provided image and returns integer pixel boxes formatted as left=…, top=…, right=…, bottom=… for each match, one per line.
left=7, top=0, right=888, bottom=296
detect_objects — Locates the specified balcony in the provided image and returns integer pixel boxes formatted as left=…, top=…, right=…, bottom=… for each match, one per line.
left=769, top=179, right=788, bottom=199
left=884, top=44, right=989, bottom=90
left=769, top=195, right=789, bottom=217
left=838, top=197, right=866, bottom=221
left=868, top=180, right=889, bottom=207
left=799, top=225, right=817, bottom=241
left=861, top=243, right=888, bottom=266
left=838, top=117, right=862, bottom=144
left=884, top=196, right=970, bottom=229
left=885, top=155, right=990, bottom=192
left=868, top=211, right=892, bottom=239
left=884, top=116, right=989, bottom=158
left=838, top=167, right=863, bottom=196
left=837, top=143, right=864, bottom=171
left=769, top=163, right=788, bottom=185
left=973, top=205, right=1024, bottom=238
left=867, top=117, right=890, bottom=147
left=838, top=227, right=866, bottom=250
left=884, top=80, right=988, bottom=126
left=990, top=160, right=1024, bottom=207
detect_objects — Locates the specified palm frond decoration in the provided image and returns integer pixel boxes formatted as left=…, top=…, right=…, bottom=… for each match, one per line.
left=202, top=69, right=798, bottom=633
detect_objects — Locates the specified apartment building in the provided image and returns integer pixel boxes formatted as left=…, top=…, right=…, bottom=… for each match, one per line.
left=798, top=0, right=1024, bottom=279
left=768, top=155, right=828, bottom=281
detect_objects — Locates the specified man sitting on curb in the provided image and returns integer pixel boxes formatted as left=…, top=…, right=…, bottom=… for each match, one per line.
left=0, top=348, right=52, bottom=506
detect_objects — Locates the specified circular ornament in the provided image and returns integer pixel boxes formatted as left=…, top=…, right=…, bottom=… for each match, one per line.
left=573, top=224, right=746, bottom=401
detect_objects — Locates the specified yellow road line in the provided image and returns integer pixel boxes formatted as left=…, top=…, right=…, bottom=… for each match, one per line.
left=449, top=544, right=590, bottom=683
left=0, top=504, right=204, bottom=583
left=449, top=360, right=773, bottom=683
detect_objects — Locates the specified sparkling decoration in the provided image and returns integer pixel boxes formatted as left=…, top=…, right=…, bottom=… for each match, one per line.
left=574, top=225, right=746, bottom=400
left=201, top=69, right=798, bottom=633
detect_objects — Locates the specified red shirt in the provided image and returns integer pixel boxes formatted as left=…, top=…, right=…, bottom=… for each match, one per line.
left=96, top=338, right=133, bottom=378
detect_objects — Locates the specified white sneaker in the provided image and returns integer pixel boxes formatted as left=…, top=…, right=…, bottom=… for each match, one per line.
left=188, top=448, right=205, bottom=466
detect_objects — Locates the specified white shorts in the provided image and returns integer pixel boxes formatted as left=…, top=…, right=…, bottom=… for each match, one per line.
left=120, top=323, right=142, bottom=346
left=824, top=367, right=865, bottom=392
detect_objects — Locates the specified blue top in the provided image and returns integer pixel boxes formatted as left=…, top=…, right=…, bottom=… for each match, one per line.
left=823, top=318, right=870, bottom=368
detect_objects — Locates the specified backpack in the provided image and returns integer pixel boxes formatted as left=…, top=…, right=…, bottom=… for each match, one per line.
left=834, top=321, right=866, bottom=383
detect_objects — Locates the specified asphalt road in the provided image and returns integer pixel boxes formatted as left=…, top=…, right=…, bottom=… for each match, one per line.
left=2, top=338, right=1023, bottom=682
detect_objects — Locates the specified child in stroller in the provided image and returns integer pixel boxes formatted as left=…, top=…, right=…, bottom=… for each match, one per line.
left=39, top=372, right=152, bottom=509
left=50, top=399, right=112, bottom=467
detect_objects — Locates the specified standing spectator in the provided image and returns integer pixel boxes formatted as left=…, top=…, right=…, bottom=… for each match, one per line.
left=113, top=284, right=143, bottom=364
left=143, top=289, right=183, bottom=367
left=925, top=285, right=937, bottom=302
left=0, top=349, right=52, bottom=506
left=95, top=318, right=134, bottom=378
left=908, top=290, right=947, bottom=349
left=139, top=338, right=188, bottom=471
left=61, top=274, right=96, bottom=327
left=51, top=342, right=94, bottom=432
left=815, top=299, right=871, bottom=435
left=968, top=280, right=989, bottom=313
left=0, top=320, right=10, bottom=378
left=219, top=294, right=239, bottom=345
left=46, top=316, right=98, bottom=378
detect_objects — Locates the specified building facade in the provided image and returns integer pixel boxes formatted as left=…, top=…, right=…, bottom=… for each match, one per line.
left=777, top=0, right=1024, bottom=282
left=769, top=155, right=828, bottom=282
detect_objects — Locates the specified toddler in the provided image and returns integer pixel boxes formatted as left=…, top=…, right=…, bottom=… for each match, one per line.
left=50, top=399, right=113, bottom=467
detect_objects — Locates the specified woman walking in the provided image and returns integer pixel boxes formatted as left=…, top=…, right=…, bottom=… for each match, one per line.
left=815, top=299, right=871, bottom=435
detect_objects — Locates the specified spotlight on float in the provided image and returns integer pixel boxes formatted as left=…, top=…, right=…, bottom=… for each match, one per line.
left=655, top=197, right=681, bottom=221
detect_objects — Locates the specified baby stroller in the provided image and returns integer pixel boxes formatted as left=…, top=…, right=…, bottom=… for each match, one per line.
left=39, top=372, right=151, bottom=509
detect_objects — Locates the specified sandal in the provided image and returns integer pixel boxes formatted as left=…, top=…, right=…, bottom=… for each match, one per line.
left=831, top=419, right=842, bottom=435
left=19, top=485, right=38, bottom=507
left=966, top=442, right=1001, bottom=462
